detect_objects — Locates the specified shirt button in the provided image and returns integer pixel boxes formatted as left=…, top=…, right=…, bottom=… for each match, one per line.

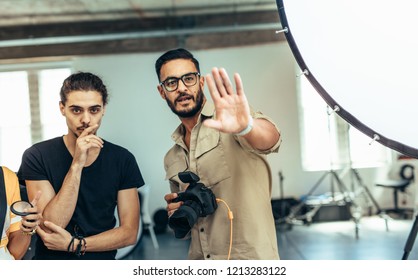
left=206, top=254, right=210, bottom=259
left=200, top=228, right=204, bottom=232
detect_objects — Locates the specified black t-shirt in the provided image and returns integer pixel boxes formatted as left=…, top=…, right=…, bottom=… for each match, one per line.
left=18, top=136, right=144, bottom=260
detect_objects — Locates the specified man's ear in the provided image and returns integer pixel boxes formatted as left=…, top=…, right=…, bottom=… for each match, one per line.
left=200, top=75, right=205, bottom=89
left=59, top=101, right=65, bottom=115
left=157, top=85, right=166, bottom=100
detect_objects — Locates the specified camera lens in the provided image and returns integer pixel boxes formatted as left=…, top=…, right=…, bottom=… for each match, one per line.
left=168, top=171, right=218, bottom=239
left=168, top=200, right=201, bottom=239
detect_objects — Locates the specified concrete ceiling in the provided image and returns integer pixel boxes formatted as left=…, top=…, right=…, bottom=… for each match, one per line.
left=0, top=0, right=284, bottom=61
left=0, top=0, right=278, bottom=25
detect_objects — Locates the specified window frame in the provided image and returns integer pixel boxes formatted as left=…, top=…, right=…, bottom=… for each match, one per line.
left=297, top=74, right=393, bottom=172
left=0, top=61, right=71, bottom=171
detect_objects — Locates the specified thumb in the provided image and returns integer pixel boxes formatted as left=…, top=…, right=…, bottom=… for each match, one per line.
left=203, top=119, right=222, bottom=130
left=35, top=225, right=46, bottom=238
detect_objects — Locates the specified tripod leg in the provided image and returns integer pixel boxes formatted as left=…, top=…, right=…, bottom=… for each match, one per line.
left=402, top=214, right=418, bottom=260
left=286, top=171, right=330, bottom=221
left=359, top=181, right=382, bottom=213
left=352, top=169, right=391, bottom=231
left=329, top=171, right=363, bottom=239
left=331, top=171, right=357, bottom=205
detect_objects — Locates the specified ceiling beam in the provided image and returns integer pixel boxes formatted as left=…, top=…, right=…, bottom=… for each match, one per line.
left=0, top=10, right=283, bottom=60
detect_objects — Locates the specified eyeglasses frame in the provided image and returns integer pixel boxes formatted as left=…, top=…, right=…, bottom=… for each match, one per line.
left=160, top=72, right=201, bottom=92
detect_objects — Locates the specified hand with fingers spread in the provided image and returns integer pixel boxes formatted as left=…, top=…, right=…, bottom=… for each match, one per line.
left=203, top=67, right=252, bottom=135
left=20, top=191, right=42, bottom=236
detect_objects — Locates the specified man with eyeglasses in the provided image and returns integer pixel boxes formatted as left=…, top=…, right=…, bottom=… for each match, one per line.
left=156, top=48, right=282, bottom=260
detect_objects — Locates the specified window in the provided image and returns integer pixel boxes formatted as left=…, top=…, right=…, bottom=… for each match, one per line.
left=298, top=75, right=392, bottom=171
left=38, top=69, right=71, bottom=139
left=0, top=71, right=31, bottom=171
left=0, top=65, right=70, bottom=171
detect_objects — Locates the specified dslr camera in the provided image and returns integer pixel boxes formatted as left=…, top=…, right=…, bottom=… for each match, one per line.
left=168, top=171, right=218, bottom=239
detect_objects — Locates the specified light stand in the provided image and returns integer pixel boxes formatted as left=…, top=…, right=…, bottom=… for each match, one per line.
left=283, top=106, right=390, bottom=239
left=344, top=124, right=391, bottom=235
left=284, top=168, right=355, bottom=226
left=400, top=166, right=418, bottom=260
left=283, top=106, right=359, bottom=232
left=348, top=168, right=391, bottom=230
left=402, top=213, right=418, bottom=260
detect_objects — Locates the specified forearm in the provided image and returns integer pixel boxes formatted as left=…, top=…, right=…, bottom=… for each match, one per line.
left=8, top=232, right=31, bottom=260
left=78, top=225, right=138, bottom=253
left=241, top=118, right=281, bottom=151
left=42, top=163, right=83, bottom=228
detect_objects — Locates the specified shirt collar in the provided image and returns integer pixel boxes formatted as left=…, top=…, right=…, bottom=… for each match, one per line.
left=201, top=101, right=215, bottom=119
left=170, top=101, right=215, bottom=144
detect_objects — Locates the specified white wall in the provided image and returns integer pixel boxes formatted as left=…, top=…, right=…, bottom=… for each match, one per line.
left=71, top=42, right=300, bottom=216
left=70, top=42, right=417, bottom=218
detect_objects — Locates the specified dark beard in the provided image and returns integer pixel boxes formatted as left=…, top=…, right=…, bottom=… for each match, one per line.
left=166, top=88, right=204, bottom=118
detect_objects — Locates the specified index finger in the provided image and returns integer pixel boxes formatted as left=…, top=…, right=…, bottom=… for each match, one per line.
left=30, top=191, right=42, bottom=207
left=164, top=192, right=178, bottom=203
left=80, top=124, right=99, bottom=137
left=35, top=225, right=46, bottom=239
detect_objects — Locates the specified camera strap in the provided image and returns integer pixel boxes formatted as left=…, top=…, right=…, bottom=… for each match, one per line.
left=0, top=167, right=6, bottom=241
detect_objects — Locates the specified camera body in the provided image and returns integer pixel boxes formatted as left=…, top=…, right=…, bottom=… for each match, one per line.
left=173, top=171, right=217, bottom=216
left=168, top=171, right=218, bottom=238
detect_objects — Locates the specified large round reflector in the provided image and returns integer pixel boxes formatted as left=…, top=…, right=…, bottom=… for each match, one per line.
left=277, top=0, right=418, bottom=157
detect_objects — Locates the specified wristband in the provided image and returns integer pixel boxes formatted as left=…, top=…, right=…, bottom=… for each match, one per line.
left=68, top=235, right=87, bottom=257
left=235, top=116, right=253, bottom=136
left=67, top=236, right=76, bottom=253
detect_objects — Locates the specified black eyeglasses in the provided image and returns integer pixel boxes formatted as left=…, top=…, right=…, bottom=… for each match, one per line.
left=160, top=72, right=200, bottom=92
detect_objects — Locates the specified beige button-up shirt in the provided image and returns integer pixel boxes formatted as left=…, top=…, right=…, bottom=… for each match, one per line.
left=164, top=102, right=281, bottom=260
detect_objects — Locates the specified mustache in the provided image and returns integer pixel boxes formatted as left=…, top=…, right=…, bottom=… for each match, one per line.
left=175, top=92, right=194, bottom=103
